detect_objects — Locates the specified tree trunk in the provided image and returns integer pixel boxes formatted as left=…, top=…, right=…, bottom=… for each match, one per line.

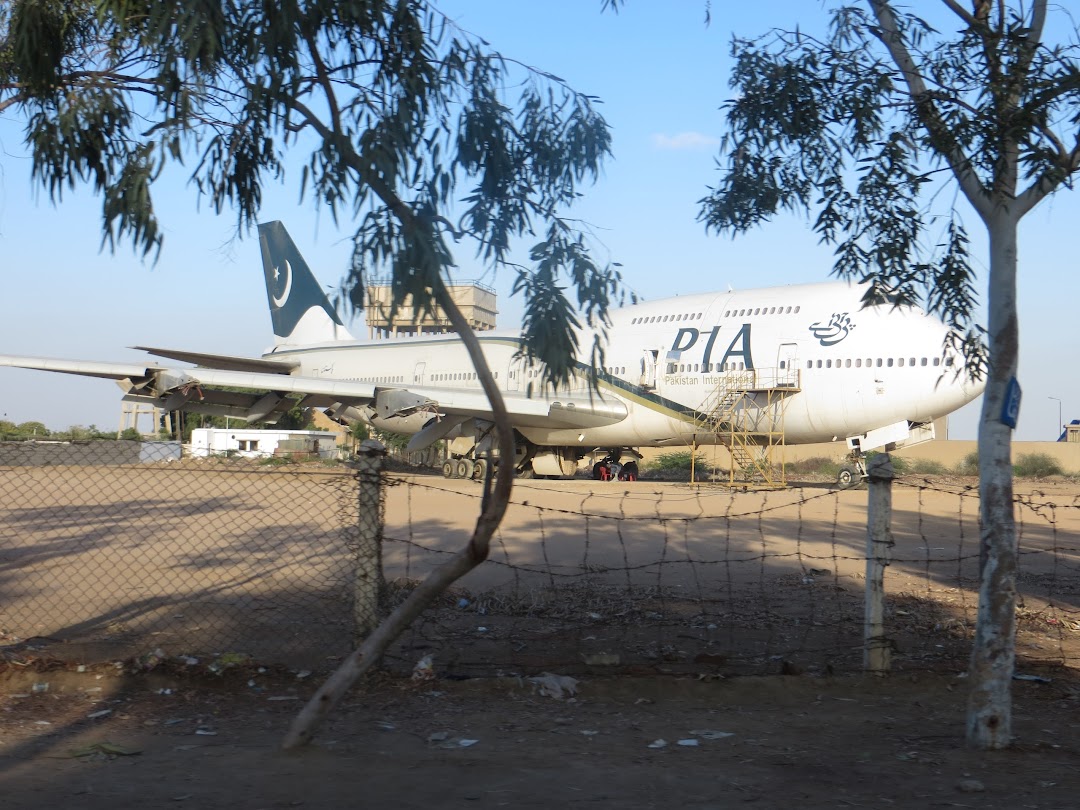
left=282, top=287, right=516, bottom=750
left=966, top=210, right=1020, bottom=749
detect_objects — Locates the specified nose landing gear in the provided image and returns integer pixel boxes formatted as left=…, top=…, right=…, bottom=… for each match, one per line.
left=836, top=454, right=867, bottom=490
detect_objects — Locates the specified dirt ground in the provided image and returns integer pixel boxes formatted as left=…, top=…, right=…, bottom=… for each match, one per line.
left=2, top=666, right=1080, bottom=809
left=5, top=462, right=1078, bottom=678
left=3, top=462, right=1080, bottom=807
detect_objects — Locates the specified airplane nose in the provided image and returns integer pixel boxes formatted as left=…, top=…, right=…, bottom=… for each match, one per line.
left=963, top=370, right=987, bottom=396
left=953, top=368, right=986, bottom=410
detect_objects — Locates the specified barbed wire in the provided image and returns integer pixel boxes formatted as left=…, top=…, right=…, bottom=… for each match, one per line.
left=2, top=443, right=1077, bottom=679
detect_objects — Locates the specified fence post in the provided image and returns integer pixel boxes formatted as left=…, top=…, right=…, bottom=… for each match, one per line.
left=353, top=438, right=386, bottom=641
left=864, top=453, right=896, bottom=675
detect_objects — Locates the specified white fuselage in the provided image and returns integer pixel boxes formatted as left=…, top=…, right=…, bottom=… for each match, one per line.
left=263, top=280, right=981, bottom=448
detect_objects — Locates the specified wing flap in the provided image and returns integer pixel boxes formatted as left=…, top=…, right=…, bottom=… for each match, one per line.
left=405, top=387, right=628, bottom=428
left=146, top=365, right=625, bottom=428
left=157, top=367, right=378, bottom=400
left=133, top=346, right=298, bottom=374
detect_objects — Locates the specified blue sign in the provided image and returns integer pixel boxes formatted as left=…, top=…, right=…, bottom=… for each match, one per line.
left=1000, top=377, right=1021, bottom=429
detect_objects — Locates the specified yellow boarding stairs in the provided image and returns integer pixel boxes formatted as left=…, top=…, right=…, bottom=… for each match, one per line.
left=691, top=367, right=801, bottom=488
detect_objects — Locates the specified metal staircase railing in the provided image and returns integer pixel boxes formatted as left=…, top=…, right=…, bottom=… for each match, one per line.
left=690, top=367, right=800, bottom=488
left=693, top=370, right=755, bottom=432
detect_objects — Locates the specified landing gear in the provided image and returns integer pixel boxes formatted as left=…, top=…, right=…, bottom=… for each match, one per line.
left=443, top=456, right=486, bottom=480
left=592, top=450, right=640, bottom=482
left=835, top=455, right=867, bottom=490
left=836, top=464, right=858, bottom=489
left=439, top=419, right=504, bottom=481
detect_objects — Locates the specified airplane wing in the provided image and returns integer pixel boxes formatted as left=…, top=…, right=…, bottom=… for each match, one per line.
left=0, top=356, right=167, bottom=381
left=132, top=346, right=299, bottom=374
left=0, top=354, right=627, bottom=431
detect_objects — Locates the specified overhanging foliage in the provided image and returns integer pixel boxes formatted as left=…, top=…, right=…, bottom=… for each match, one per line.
left=0, top=0, right=621, bottom=388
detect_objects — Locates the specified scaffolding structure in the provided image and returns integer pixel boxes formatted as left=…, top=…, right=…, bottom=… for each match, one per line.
left=691, top=367, right=801, bottom=488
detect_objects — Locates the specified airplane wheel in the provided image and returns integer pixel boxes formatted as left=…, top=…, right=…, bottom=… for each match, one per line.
left=836, top=464, right=859, bottom=490
left=456, top=459, right=475, bottom=479
left=472, top=459, right=488, bottom=481
left=442, top=460, right=456, bottom=479
left=620, top=461, right=639, bottom=482
left=592, top=462, right=607, bottom=480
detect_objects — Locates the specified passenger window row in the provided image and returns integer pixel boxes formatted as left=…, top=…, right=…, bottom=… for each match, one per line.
left=631, top=312, right=703, bottom=325
left=666, top=362, right=747, bottom=373
left=661, top=355, right=957, bottom=375
left=724, top=305, right=800, bottom=317
left=630, top=305, right=801, bottom=326
left=803, top=357, right=955, bottom=369
left=430, top=372, right=499, bottom=382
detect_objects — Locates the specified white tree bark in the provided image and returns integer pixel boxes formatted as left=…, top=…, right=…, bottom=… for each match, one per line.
left=966, top=209, right=1020, bottom=749
left=868, top=0, right=1051, bottom=750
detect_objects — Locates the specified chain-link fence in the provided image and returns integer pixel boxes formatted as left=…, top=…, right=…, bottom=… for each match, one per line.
left=2, top=440, right=1078, bottom=680
left=381, top=473, right=1080, bottom=678
left=0, top=441, right=363, bottom=669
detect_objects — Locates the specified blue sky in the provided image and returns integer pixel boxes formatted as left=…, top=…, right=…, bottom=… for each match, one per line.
left=0, top=1, right=1076, bottom=441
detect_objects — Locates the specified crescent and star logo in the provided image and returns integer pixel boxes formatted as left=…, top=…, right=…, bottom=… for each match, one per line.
left=271, top=260, right=293, bottom=308
left=809, top=312, right=855, bottom=346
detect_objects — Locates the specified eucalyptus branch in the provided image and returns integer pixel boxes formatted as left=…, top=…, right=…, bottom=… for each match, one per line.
left=1001, top=0, right=1047, bottom=113
left=1017, top=70, right=1080, bottom=119
left=0, top=92, right=26, bottom=114
left=940, top=0, right=979, bottom=29
left=1015, top=133, right=1080, bottom=215
left=925, top=88, right=982, bottom=117
left=868, top=0, right=991, bottom=219
left=1034, top=119, right=1069, bottom=163
left=1024, top=0, right=1048, bottom=62
left=63, top=70, right=158, bottom=86
left=301, top=28, right=342, bottom=136
left=433, top=214, right=465, bottom=241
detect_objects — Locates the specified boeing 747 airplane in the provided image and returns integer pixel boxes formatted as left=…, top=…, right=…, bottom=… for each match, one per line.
left=0, top=222, right=983, bottom=486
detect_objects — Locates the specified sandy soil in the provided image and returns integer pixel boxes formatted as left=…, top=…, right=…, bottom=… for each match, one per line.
left=3, top=462, right=1080, bottom=808
left=4, top=464, right=1078, bottom=678
left=2, top=666, right=1080, bottom=810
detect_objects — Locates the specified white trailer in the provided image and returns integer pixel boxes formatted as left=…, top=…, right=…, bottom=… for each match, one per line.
left=190, top=428, right=338, bottom=459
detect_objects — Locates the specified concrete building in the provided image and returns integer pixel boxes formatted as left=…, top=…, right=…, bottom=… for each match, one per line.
left=1059, top=420, right=1080, bottom=443
left=364, top=278, right=497, bottom=339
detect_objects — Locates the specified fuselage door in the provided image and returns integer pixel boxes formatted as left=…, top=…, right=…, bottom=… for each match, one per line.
left=413, top=361, right=426, bottom=385
left=640, top=349, right=659, bottom=390
left=507, top=357, right=522, bottom=391
left=777, top=343, right=799, bottom=386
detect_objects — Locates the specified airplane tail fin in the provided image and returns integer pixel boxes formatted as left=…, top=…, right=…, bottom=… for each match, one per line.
left=258, top=221, right=353, bottom=346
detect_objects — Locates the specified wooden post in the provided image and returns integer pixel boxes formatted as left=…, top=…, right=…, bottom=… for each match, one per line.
left=864, top=453, right=896, bottom=674
left=353, top=439, right=386, bottom=640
